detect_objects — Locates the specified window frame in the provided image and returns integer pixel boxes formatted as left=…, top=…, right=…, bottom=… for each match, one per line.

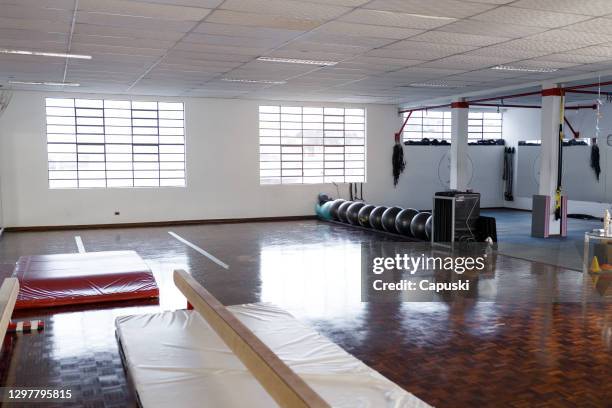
left=402, top=110, right=503, bottom=142
left=259, top=105, right=366, bottom=185
left=45, top=97, right=186, bottom=189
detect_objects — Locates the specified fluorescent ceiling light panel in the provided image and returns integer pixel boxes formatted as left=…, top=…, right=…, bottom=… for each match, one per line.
left=0, top=49, right=92, bottom=60
left=9, top=80, right=80, bottom=87
left=221, top=78, right=286, bottom=84
left=491, top=65, right=558, bottom=73
left=257, top=56, right=338, bottom=66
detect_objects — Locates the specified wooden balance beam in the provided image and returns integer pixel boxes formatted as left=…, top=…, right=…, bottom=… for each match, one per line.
left=173, top=270, right=330, bottom=408
left=0, top=278, right=19, bottom=337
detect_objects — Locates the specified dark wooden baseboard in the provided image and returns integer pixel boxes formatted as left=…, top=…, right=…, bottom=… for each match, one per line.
left=4, top=215, right=317, bottom=232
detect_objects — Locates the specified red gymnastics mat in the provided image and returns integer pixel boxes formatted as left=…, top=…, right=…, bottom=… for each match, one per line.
left=14, top=251, right=159, bottom=310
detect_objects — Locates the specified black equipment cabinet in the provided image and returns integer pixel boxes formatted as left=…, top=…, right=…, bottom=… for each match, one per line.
left=432, top=191, right=480, bottom=244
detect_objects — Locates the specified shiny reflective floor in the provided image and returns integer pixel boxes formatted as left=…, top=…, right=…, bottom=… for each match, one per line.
left=0, top=220, right=610, bottom=407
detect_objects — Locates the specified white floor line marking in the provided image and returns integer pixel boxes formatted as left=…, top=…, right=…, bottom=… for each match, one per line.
left=75, top=236, right=86, bottom=253
left=168, top=231, right=229, bottom=270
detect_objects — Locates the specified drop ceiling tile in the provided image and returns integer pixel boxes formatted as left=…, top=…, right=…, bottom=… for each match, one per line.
left=471, top=6, right=591, bottom=28
left=234, top=60, right=320, bottom=75
left=76, top=12, right=199, bottom=32
left=364, top=47, right=459, bottom=60
left=384, top=40, right=478, bottom=54
left=306, top=0, right=370, bottom=5
left=193, top=23, right=304, bottom=40
left=565, top=18, right=612, bottom=36
left=74, top=24, right=185, bottom=41
left=220, top=0, right=350, bottom=20
left=513, top=59, right=581, bottom=69
left=437, top=19, right=547, bottom=38
left=130, top=0, right=223, bottom=7
left=445, top=69, right=524, bottom=79
left=0, top=27, right=67, bottom=42
left=362, top=0, right=495, bottom=19
left=492, top=38, right=587, bottom=53
left=532, top=53, right=612, bottom=64
left=266, top=49, right=352, bottom=62
left=463, top=45, right=549, bottom=59
left=70, top=43, right=167, bottom=57
left=524, top=29, right=612, bottom=47
left=0, top=4, right=73, bottom=22
left=300, top=32, right=395, bottom=48
left=513, top=0, right=612, bottom=16
left=572, top=45, right=612, bottom=58
left=181, top=33, right=286, bottom=48
left=276, top=40, right=370, bottom=55
left=417, top=54, right=517, bottom=70
left=339, top=9, right=455, bottom=29
left=408, top=30, right=510, bottom=46
left=206, top=10, right=323, bottom=30
left=68, top=62, right=147, bottom=74
left=173, top=42, right=268, bottom=56
left=78, top=0, right=211, bottom=21
left=316, top=21, right=422, bottom=40
left=71, top=34, right=176, bottom=49
left=0, top=17, right=70, bottom=33
left=391, top=66, right=467, bottom=76
left=0, top=0, right=73, bottom=8
left=0, top=37, right=67, bottom=50
left=165, top=50, right=252, bottom=62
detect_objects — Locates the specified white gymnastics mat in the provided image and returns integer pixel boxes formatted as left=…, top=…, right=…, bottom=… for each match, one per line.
left=116, top=302, right=432, bottom=408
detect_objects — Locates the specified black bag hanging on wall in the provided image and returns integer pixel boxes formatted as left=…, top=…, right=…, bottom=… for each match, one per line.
left=392, top=141, right=405, bottom=187
left=591, top=140, right=601, bottom=181
left=503, top=147, right=515, bottom=201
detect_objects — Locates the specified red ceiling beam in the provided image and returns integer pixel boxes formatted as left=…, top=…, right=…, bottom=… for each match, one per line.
left=469, top=103, right=540, bottom=109
left=399, top=81, right=611, bottom=114
left=564, top=89, right=612, bottom=96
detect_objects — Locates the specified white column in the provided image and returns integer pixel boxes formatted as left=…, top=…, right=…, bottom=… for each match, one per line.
left=450, top=100, right=469, bottom=191
left=539, top=85, right=563, bottom=234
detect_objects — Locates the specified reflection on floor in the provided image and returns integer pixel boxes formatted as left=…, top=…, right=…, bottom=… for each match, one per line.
left=482, top=209, right=601, bottom=271
left=0, top=220, right=610, bottom=407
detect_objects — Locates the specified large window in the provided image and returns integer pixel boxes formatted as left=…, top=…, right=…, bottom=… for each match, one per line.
left=403, top=111, right=502, bottom=141
left=403, top=110, right=451, bottom=140
left=259, top=106, right=365, bottom=184
left=46, top=98, right=185, bottom=189
left=468, top=112, right=503, bottom=140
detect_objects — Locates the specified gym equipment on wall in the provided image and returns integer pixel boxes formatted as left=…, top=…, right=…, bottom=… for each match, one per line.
left=410, top=212, right=431, bottom=240
left=554, top=95, right=565, bottom=220
left=357, top=205, right=376, bottom=227
left=394, top=208, right=419, bottom=236
left=392, top=111, right=411, bottom=186
left=591, top=138, right=601, bottom=181
left=329, top=199, right=346, bottom=220
left=381, top=207, right=403, bottom=233
left=346, top=202, right=366, bottom=225
left=503, top=147, right=515, bottom=201
left=369, top=206, right=388, bottom=230
left=392, top=142, right=405, bottom=187
left=337, top=201, right=354, bottom=223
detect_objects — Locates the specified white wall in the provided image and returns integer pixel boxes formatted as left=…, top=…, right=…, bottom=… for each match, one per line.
left=0, top=91, right=508, bottom=227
